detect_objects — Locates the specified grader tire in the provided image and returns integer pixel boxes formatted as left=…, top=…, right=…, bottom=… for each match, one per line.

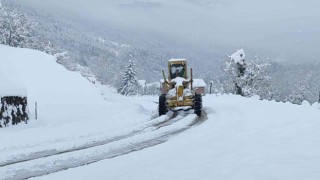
left=159, top=94, right=167, bottom=116
left=194, top=94, right=202, bottom=117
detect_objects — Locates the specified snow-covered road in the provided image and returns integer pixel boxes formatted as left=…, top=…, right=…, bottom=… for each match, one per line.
left=1, top=111, right=207, bottom=180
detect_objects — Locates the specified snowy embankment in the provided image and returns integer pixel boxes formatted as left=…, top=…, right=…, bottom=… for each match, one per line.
left=35, top=95, right=320, bottom=180
left=0, top=45, right=156, bottom=164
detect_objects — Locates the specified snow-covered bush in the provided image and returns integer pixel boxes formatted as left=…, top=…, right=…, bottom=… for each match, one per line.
left=312, top=102, right=320, bottom=109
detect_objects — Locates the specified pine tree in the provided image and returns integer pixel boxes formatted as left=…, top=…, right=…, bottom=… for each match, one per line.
left=118, top=59, right=138, bottom=96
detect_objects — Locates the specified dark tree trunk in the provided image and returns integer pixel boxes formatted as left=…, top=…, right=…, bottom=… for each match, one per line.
left=235, top=84, right=242, bottom=96
left=8, top=30, right=12, bottom=46
left=235, top=62, right=246, bottom=96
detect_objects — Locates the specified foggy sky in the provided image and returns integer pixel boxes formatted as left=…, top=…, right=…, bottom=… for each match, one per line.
left=17, top=0, right=320, bottom=64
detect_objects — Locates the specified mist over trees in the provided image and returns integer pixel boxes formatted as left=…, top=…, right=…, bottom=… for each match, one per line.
left=1, top=0, right=320, bottom=105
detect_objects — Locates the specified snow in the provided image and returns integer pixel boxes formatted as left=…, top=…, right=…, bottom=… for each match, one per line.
left=146, top=81, right=160, bottom=88
left=166, top=77, right=193, bottom=98
left=30, top=93, right=320, bottom=180
left=230, top=49, right=246, bottom=64
left=170, top=77, right=187, bottom=87
left=2, top=45, right=320, bottom=180
left=193, top=78, right=206, bottom=87
left=138, top=79, right=146, bottom=88
left=168, top=58, right=187, bottom=62
left=165, top=78, right=205, bottom=98
left=161, top=78, right=206, bottom=88
left=0, top=45, right=154, bottom=166
left=312, top=102, right=320, bottom=109
left=302, top=100, right=311, bottom=106
left=0, top=82, right=27, bottom=97
left=0, top=56, right=27, bottom=96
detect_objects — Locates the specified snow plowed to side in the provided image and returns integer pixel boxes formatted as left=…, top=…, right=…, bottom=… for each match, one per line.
left=0, top=45, right=155, bottom=164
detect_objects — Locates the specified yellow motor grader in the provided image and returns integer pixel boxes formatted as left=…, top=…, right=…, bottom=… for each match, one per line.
left=159, top=59, right=203, bottom=116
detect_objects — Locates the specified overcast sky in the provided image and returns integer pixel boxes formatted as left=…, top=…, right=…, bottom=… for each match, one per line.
left=18, top=0, right=320, bottom=64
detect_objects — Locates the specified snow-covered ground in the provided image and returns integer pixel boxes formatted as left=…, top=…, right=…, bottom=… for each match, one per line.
left=30, top=95, right=320, bottom=180
left=1, top=45, right=320, bottom=180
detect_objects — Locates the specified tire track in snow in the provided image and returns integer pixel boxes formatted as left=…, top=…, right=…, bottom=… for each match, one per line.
left=1, top=112, right=207, bottom=180
left=0, top=112, right=177, bottom=168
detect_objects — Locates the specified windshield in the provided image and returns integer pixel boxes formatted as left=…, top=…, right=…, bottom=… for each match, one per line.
left=170, top=64, right=185, bottom=79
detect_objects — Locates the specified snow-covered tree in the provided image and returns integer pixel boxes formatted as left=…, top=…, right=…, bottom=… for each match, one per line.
left=137, top=80, right=146, bottom=96
left=54, top=51, right=70, bottom=64
left=224, top=49, right=271, bottom=98
left=29, top=38, right=57, bottom=55
left=145, top=82, right=161, bottom=96
left=224, top=49, right=247, bottom=96
left=242, top=56, right=271, bottom=98
left=0, top=5, right=33, bottom=47
left=287, top=71, right=314, bottom=105
left=118, top=59, right=138, bottom=96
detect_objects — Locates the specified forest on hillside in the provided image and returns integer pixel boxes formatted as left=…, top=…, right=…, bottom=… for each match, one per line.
left=1, top=0, right=320, bottom=104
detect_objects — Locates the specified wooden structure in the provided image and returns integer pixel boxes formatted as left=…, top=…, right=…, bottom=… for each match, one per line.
left=0, top=96, right=29, bottom=127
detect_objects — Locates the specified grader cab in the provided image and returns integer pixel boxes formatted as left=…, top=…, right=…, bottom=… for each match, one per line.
left=159, top=59, right=203, bottom=116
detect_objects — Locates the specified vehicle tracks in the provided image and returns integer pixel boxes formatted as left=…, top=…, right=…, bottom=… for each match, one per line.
left=1, top=111, right=207, bottom=180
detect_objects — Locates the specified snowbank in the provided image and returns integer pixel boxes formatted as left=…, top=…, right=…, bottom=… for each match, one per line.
left=0, top=45, right=153, bottom=163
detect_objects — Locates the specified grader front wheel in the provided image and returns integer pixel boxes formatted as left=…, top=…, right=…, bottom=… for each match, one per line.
left=194, top=94, right=202, bottom=116
left=159, top=94, right=167, bottom=116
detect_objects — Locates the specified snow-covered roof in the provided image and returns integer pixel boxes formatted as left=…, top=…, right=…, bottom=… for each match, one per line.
left=147, top=82, right=160, bottom=88
left=230, top=49, right=245, bottom=64
left=0, top=59, right=27, bottom=96
left=168, top=58, right=187, bottom=62
left=193, top=79, right=207, bottom=87
left=0, top=84, right=27, bottom=97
